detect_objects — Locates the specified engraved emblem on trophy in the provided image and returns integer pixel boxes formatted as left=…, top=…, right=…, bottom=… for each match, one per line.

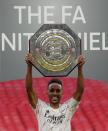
left=29, top=24, right=81, bottom=76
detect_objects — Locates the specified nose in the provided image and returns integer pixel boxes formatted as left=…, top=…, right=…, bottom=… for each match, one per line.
left=53, top=90, right=57, bottom=95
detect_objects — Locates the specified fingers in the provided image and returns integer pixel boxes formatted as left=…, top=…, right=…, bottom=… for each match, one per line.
left=77, top=55, right=86, bottom=67
left=25, top=53, right=34, bottom=65
left=78, top=55, right=85, bottom=62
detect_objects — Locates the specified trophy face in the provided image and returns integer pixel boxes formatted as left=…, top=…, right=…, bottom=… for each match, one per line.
left=29, top=24, right=81, bottom=76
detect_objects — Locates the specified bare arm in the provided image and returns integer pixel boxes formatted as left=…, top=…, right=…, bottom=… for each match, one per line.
left=25, top=53, right=38, bottom=109
left=73, top=56, right=85, bottom=101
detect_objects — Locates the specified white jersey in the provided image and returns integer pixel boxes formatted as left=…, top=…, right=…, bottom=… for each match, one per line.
left=32, top=97, right=79, bottom=131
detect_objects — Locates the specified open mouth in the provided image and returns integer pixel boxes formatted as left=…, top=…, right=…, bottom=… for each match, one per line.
left=52, top=96, right=59, bottom=102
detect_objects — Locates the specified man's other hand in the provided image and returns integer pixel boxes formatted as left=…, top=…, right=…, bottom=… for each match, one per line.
left=77, top=55, right=85, bottom=68
left=25, top=53, right=34, bottom=66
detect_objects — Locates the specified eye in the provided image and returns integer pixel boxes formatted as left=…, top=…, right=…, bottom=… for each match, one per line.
left=56, top=89, right=60, bottom=93
left=50, top=88, right=54, bottom=92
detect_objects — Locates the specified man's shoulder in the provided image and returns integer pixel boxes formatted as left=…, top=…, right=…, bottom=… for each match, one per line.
left=63, top=97, right=80, bottom=106
left=37, top=99, right=48, bottom=106
left=31, top=99, right=48, bottom=113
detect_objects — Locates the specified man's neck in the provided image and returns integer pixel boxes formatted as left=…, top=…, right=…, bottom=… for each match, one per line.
left=50, top=103, right=59, bottom=109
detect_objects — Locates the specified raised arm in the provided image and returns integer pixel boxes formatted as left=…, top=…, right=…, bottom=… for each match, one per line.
left=25, top=53, right=38, bottom=109
left=73, top=55, right=85, bottom=101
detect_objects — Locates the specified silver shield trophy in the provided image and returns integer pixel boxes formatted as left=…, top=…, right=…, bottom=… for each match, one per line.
left=29, top=24, right=81, bottom=76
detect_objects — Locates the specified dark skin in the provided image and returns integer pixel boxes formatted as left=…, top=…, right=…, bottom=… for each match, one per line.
left=25, top=53, right=85, bottom=109
left=47, top=83, right=63, bottom=109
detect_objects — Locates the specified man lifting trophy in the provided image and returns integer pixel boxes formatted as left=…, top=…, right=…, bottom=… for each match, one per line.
left=25, top=24, right=85, bottom=131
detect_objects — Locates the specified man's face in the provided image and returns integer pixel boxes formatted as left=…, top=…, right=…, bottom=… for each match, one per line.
left=47, top=83, right=63, bottom=105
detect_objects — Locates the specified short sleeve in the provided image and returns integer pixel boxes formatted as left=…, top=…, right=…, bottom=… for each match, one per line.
left=31, top=99, right=46, bottom=116
left=64, top=97, right=80, bottom=119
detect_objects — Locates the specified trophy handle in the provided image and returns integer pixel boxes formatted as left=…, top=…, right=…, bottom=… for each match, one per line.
left=80, top=39, right=82, bottom=55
